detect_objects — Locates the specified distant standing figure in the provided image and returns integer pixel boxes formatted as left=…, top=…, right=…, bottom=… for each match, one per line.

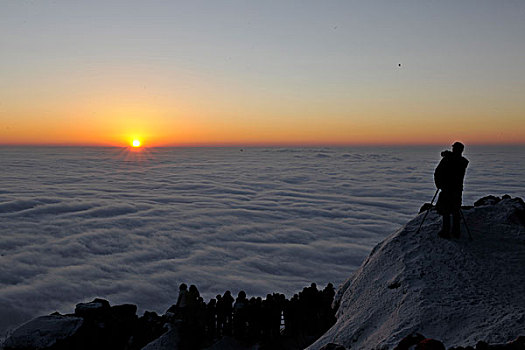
left=176, top=283, right=188, bottom=307
left=434, top=142, right=469, bottom=238
left=174, top=283, right=188, bottom=319
left=222, top=291, right=234, bottom=335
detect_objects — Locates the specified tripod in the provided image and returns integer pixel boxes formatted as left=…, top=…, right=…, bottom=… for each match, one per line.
left=416, top=188, right=439, bottom=235
left=417, top=189, right=473, bottom=240
left=460, top=208, right=473, bottom=241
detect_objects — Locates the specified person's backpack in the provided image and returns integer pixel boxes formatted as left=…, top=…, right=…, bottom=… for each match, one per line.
left=434, top=151, right=451, bottom=189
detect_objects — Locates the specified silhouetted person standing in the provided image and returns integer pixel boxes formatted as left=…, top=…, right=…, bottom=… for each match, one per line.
left=168, top=283, right=188, bottom=320
left=205, top=298, right=217, bottom=340
left=216, top=294, right=225, bottom=336
left=434, top=142, right=469, bottom=238
left=233, top=291, right=248, bottom=338
left=222, top=290, right=234, bottom=336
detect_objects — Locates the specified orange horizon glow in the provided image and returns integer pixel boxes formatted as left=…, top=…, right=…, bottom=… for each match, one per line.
left=1, top=117, right=525, bottom=148
left=2, top=58, right=524, bottom=148
left=1, top=138, right=524, bottom=148
left=2, top=65, right=525, bottom=148
left=3, top=99, right=524, bottom=147
left=2, top=118, right=524, bottom=147
left=2, top=86, right=524, bottom=147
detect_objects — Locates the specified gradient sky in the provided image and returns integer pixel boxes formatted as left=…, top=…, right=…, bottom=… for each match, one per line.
left=1, top=1, right=524, bottom=146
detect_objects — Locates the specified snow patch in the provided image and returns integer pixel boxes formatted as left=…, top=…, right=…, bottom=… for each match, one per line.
left=2, top=315, right=83, bottom=349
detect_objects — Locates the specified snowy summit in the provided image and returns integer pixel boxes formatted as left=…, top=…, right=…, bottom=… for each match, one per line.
left=310, top=196, right=525, bottom=349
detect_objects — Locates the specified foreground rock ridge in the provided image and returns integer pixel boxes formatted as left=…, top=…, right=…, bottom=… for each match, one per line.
left=2, top=286, right=335, bottom=349
left=309, top=196, right=525, bottom=350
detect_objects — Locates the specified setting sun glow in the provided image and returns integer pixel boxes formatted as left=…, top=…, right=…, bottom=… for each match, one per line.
left=132, top=140, right=141, bottom=148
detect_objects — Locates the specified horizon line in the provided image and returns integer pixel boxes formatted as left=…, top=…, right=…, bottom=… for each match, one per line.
left=1, top=142, right=525, bottom=148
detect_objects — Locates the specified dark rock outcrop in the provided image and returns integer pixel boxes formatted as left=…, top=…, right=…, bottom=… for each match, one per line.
left=415, top=338, right=446, bottom=350
left=474, top=195, right=501, bottom=207
left=3, top=299, right=152, bottom=350
left=394, top=333, right=426, bottom=350
left=74, top=298, right=110, bottom=319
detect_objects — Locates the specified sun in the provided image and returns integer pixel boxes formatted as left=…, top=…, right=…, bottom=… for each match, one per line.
left=132, top=139, right=141, bottom=147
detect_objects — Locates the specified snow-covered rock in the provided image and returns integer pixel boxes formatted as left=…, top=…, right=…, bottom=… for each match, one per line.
left=2, top=314, right=83, bottom=350
left=141, top=322, right=180, bottom=350
left=309, top=197, right=525, bottom=350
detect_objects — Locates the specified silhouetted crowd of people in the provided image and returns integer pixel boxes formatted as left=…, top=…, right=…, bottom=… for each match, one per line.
left=166, top=282, right=336, bottom=348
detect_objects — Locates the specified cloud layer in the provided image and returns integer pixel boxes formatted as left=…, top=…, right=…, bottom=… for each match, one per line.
left=1, top=146, right=523, bottom=334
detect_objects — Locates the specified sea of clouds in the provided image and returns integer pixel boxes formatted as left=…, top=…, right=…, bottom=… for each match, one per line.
left=0, top=146, right=524, bottom=335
